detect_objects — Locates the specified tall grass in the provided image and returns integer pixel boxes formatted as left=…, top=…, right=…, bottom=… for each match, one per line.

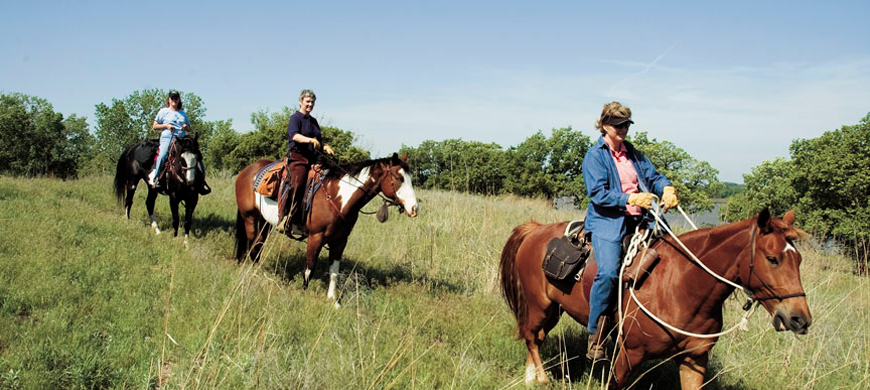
left=0, top=174, right=866, bottom=389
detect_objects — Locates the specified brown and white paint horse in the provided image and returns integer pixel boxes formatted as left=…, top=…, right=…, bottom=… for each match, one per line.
left=500, top=208, right=811, bottom=389
left=235, top=153, right=418, bottom=302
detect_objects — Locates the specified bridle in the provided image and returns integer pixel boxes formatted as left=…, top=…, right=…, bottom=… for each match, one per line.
left=316, top=151, right=406, bottom=215
left=745, top=225, right=807, bottom=302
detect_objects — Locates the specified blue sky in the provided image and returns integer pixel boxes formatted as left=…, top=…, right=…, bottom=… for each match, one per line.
left=2, top=1, right=869, bottom=182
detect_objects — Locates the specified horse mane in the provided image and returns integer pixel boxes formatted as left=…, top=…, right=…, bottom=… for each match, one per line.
left=323, top=155, right=409, bottom=179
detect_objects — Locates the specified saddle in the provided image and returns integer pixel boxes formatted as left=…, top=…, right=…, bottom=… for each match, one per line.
left=253, top=161, right=329, bottom=217
left=543, top=220, right=662, bottom=288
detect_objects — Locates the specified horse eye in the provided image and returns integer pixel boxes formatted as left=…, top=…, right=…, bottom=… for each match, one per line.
left=766, top=256, right=780, bottom=265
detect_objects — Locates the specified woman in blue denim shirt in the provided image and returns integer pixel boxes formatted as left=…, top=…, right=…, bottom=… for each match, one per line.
left=582, top=101, right=680, bottom=361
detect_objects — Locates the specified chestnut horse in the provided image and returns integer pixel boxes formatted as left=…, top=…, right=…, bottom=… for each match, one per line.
left=114, top=135, right=204, bottom=243
left=235, top=153, right=418, bottom=301
left=500, top=208, right=811, bottom=389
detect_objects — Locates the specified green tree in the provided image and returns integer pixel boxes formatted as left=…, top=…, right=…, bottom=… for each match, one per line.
left=0, top=93, right=92, bottom=177
left=90, top=89, right=208, bottom=174
left=224, top=108, right=370, bottom=173
left=719, top=158, right=797, bottom=222
left=629, top=131, right=721, bottom=213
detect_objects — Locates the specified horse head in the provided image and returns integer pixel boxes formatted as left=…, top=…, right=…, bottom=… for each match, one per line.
left=741, top=208, right=812, bottom=335
left=374, top=153, right=418, bottom=217
left=169, top=134, right=202, bottom=187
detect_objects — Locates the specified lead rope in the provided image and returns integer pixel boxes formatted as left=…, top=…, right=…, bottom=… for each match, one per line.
left=615, top=198, right=759, bottom=343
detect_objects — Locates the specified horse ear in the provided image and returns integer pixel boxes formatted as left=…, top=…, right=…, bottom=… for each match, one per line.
left=194, top=133, right=199, bottom=141
left=400, top=152, right=408, bottom=162
left=757, top=207, right=771, bottom=230
left=782, top=210, right=796, bottom=226
left=391, top=152, right=400, bottom=163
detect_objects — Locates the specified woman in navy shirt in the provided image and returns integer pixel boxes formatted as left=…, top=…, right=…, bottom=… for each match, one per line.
left=277, top=89, right=333, bottom=235
left=582, top=101, right=679, bottom=361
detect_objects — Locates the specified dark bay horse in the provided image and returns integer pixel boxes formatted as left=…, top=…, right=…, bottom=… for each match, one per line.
left=500, top=208, right=811, bottom=389
left=113, top=135, right=204, bottom=244
left=235, top=153, right=418, bottom=302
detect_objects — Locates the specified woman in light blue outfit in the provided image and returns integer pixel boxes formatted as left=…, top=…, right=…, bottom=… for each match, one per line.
left=149, top=91, right=189, bottom=187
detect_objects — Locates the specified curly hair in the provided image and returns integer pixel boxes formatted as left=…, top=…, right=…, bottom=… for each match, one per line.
left=595, top=101, right=632, bottom=134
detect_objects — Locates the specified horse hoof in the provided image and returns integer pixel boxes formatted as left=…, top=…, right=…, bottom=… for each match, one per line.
left=333, top=301, right=341, bottom=309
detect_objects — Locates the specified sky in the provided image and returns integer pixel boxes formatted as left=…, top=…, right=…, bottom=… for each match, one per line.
left=2, top=1, right=869, bottom=183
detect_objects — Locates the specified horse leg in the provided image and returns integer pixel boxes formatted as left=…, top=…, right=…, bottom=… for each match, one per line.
left=677, top=353, right=709, bottom=390
left=146, top=188, right=160, bottom=235
left=251, top=217, right=270, bottom=263
left=610, top=345, right=644, bottom=390
left=170, top=196, right=181, bottom=237
left=326, top=239, right=348, bottom=306
left=182, top=195, right=198, bottom=245
left=124, top=181, right=137, bottom=219
left=521, top=302, right=557, bottom=385
left=302, top=232, right=324, bottom=290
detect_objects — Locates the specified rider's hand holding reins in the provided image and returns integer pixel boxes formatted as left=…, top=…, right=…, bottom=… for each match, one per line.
left=309, top=138, right=321, bottom=150
left=323, top=144, right=335, bottom=155
left=628, top=192, right=655, bottom=209
left=662, top=185, right=680, bottom=212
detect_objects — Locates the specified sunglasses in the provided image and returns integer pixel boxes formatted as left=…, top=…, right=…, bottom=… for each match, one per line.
left=613, top=123, right=631, bottom=130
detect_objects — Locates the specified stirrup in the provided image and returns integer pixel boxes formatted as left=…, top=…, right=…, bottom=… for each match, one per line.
left=276, top=215, right=289, bottom=233
left=198, top=182, right=212, bottom=195
left=586, top=332, right=608, bottom=361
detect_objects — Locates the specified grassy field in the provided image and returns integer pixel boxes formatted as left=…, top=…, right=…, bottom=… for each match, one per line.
left=0, top=174, right=867, bottom=389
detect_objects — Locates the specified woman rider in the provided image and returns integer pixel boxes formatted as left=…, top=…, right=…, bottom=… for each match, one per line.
left=582, top=101, right=679, bottom=361
left=276, top=89, right=334, bottom=236
left=148, top=91, right=210, bottom=194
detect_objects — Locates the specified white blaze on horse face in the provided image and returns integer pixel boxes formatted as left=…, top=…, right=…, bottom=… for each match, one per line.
left=784, top=242, right=797, bottom=254
left=396, top=169, right=418, bottom=216
left=182, top=152, right=197, bottom=183
left=337, top=167, right=371, bottom=212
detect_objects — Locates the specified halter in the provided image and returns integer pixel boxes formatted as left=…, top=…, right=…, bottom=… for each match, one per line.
left=746, top=225, right=807, bottom=302
left=316, top=150, right=406, bottom=215
left=617, top=201, right=806, bottom=340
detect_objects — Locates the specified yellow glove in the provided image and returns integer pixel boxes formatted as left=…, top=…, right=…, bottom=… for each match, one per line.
left=323, top=144, right=335, bottom=155
left=627, top=192, right=654, bottom=209
left=662, top=185, right=679, bottom=211
left=309, top=138, right=321, bottom=150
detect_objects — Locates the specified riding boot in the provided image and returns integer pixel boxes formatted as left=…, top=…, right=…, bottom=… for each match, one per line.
left=587, top=315, right=611, bottom=361
left=276, top=182, right=290, bottom=234
left=198, top=180, right=212, bottom=195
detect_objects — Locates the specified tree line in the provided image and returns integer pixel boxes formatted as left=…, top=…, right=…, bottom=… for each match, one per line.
left=3, top=89, right=866, bottom=269
left=0, top=89, right=722, bottom=211
left=720, top=113, right=870, bottom=273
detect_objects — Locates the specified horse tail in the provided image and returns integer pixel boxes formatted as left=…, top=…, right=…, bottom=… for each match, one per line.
left=113, top=144, right=134, bottom=204
left=235, top=209, right=248, bottom=262
left=499, top=220, right=541, bottom=337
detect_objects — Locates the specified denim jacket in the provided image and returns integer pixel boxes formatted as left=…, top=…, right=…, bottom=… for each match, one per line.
left=583, top=136, right=671, bottom=242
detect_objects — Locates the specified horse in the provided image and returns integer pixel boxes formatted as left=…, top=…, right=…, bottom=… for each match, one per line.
left=113, top=135, right=204, bottom=243
left=499, top=208, right=811, bottom=389
left=234, top=152, right=418, bottom=302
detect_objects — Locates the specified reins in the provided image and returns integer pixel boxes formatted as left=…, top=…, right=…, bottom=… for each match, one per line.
left=314, top=150, right=405, bottom=217
left=616, top=200, right=764, bottom=341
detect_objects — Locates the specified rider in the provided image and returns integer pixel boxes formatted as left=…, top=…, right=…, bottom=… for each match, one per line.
left=148, top=91, right=211, bottom=194
left=276, top=89, right=334, bottom=235
left=582, top=101, right=679, bottom=361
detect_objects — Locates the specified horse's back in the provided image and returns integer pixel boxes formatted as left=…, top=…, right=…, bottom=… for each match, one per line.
left=235, top=160, right=278, bottom=213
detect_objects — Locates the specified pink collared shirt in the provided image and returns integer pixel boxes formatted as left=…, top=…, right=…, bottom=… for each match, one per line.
left=605, top=140, right=642, bottom=216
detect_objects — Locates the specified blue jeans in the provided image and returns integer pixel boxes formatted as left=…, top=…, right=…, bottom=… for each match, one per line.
left=587, top=216, right=641, bottom=334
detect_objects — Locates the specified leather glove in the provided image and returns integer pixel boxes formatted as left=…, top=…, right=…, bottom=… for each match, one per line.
left=309, top=138, right=321, bottom=150
left=323, top=144, right=335, bottom=155
left=627, top=192, right=654, bottom=209
left=662, top=185, right=679, bottom=211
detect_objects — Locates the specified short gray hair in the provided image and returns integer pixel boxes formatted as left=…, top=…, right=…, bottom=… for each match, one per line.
left=299, top=89, right=316, bottom=101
